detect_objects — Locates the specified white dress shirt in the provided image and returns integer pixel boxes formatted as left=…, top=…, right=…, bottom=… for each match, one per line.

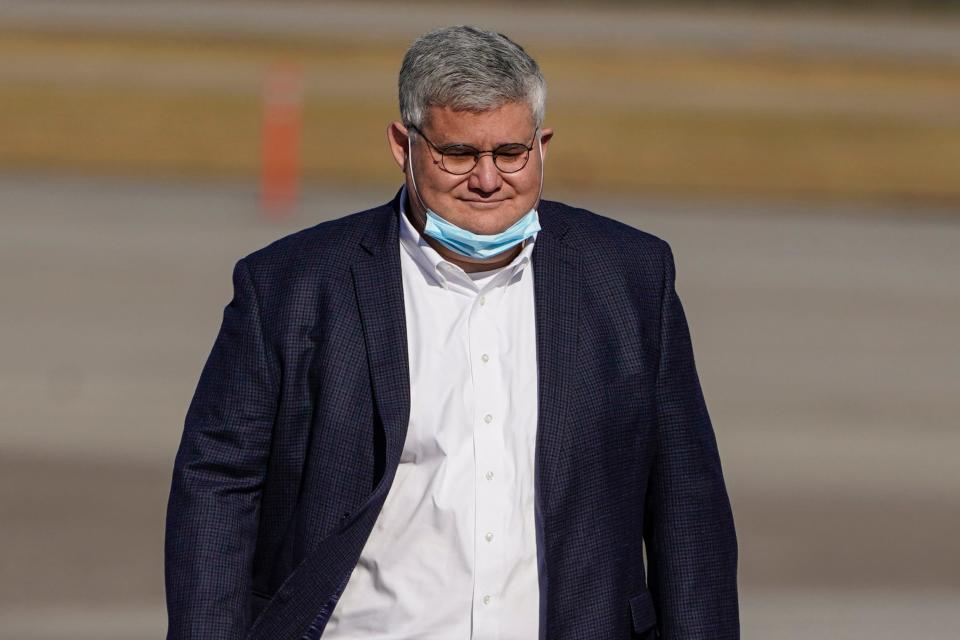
left=323, top=189, right=540, bottom=639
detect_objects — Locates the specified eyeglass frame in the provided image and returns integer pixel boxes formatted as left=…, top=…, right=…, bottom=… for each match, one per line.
left=407, top=124, right=539, bottom=175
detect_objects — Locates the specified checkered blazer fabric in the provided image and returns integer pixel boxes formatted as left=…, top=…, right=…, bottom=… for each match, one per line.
left=165, top=191, right=739, bottom=639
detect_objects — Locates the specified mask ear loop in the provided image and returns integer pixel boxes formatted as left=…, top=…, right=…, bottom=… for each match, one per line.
left=406, top=130, right=431, bottom=220
left=534, top=132, right=545, bottom=209
left=520, top=132, right=545, bottom=250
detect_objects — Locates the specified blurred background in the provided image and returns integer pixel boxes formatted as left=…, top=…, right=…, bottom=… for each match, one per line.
left=1, top=1, right=958, bottom=638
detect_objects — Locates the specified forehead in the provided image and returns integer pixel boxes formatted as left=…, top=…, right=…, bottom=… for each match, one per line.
left=423, top=102, right=535, bottom=144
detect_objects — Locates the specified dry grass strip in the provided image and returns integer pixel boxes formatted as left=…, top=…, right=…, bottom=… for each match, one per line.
left=2, top=31, right=959, bottom=206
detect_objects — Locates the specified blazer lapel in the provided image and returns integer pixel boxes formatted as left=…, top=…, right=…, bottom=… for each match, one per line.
left=351, top=197, right=411, bottom=490
left=532, top=205, right=580, bottom=517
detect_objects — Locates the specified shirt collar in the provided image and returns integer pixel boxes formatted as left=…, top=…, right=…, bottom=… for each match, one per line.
left=398, top=185, right=535, bottom=292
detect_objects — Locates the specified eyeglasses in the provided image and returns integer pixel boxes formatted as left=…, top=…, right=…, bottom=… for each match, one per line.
left=408, top=124, right=537, bottom=175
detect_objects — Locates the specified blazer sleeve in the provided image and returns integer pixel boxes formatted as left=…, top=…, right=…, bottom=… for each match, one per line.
left=165, top=258, right=279, bottom=639
left=643, top=243, right=739, bottom=639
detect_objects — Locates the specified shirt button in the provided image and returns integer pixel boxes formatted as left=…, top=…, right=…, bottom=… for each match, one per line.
left=481, top=353, right=490, bottom=363
left=485, top=471, right=494, bottom=481
left=485, top=531, right=494, bottom=542
left=483, top=414, right=493, bottom=424
left=478, top=295, right=486, bottom=306
left=483, top=595, right=492, bottom=605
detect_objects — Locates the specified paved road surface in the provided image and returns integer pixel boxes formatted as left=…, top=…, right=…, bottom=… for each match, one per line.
left=1, top=175, right=958, bottom=638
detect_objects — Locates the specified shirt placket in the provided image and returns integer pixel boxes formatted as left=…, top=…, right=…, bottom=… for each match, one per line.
left=469, top=277, right=510, bottom=640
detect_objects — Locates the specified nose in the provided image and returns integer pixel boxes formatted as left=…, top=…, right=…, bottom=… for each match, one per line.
left=469, top=153, right=502, bottom=194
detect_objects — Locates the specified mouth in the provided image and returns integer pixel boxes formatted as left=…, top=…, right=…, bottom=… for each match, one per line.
left=459, top=198, right=507, bottom=210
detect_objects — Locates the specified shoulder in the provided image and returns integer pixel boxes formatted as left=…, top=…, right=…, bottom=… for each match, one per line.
left=538, top=199, right=672, bottom=276
left=237, top=200, right=394, bottom=282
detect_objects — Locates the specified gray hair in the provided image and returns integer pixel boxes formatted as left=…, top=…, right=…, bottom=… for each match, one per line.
left=399, top=26, right=546, bottom=130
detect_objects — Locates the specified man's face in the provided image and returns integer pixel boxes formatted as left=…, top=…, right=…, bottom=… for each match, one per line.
left=391, top=102, right=553, bottom=236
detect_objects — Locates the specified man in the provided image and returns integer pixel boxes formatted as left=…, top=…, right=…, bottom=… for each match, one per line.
left=166, top=26, right=738, bottom=640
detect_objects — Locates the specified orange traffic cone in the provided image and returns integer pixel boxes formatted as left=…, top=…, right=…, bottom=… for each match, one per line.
left=260, top=62, right=303, bottom=219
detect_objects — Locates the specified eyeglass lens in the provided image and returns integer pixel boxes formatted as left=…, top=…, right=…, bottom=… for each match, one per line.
left=440, top=146, right=531, bottom=174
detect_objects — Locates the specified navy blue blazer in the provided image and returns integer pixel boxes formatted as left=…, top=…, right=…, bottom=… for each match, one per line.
left=165, top=192, right=738, bottom=639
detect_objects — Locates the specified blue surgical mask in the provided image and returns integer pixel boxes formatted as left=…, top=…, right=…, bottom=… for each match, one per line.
left=422, top=207, right=541, bottom=259
left=407, top=133, right=543, bottom=260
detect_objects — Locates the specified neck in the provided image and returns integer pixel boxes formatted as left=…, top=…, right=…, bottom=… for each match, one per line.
left=403, top=192, right=524, bottom=273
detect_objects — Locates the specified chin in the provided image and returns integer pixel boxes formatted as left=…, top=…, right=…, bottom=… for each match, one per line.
left=455, top=205, right=523, bottom=233
left=469, top=217, right=520, bottom=236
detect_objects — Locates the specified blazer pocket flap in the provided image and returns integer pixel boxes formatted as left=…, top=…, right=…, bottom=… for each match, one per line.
left=628, top=590, right=657, bottom=633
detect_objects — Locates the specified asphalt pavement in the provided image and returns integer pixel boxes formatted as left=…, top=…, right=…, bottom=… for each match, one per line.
left=1, top=174, right=958, bottom=638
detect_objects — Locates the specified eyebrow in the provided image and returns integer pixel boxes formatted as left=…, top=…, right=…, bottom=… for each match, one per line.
left=435, top=136, right=534, bottom=149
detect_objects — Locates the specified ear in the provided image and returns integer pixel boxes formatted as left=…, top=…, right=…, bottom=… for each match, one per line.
left=538, top=127, right=554, bottom=162
left=387, top=121, right=410, bottom=171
